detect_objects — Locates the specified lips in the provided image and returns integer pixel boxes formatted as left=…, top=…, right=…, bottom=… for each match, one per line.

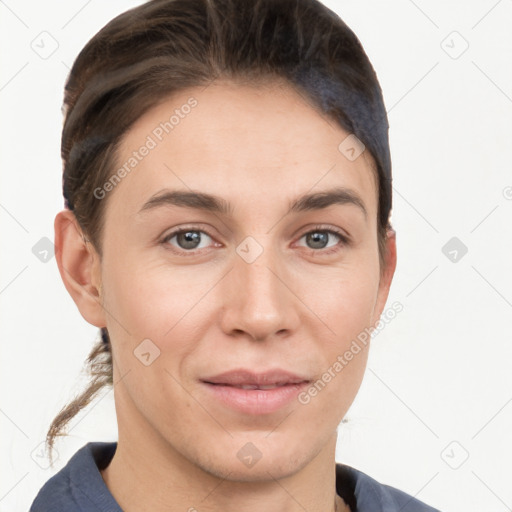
left=221, top=383, right=290, bottom=390
left=200, top=369, right=311, bottom=414
left=208, top=383, right=297, bottom=390
left=201, top=368, right=311, bottom=388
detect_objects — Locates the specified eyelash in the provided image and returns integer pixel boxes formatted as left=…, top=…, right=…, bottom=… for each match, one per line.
left=160, top=224, right=350, bottom=256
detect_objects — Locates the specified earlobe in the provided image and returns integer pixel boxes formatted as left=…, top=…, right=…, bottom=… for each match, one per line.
left=372, top=228, right=398, bottom=325
left=383, top=227, right=397, bottom=282
left=54, top=210, right=106, bottom=328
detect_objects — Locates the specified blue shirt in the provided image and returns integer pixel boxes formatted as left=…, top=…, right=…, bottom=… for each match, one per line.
left=30, top=442, right=441, bottom=511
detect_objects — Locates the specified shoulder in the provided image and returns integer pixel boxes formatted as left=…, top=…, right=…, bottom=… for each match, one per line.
left=30, top=442, right=119, bottom=512
left=335, top=463, right=442, bottom=512
left=29, top=466, right=73, bottom=512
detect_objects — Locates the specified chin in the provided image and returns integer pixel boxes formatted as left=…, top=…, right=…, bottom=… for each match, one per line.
left=191, top=435, right=313, bottom=483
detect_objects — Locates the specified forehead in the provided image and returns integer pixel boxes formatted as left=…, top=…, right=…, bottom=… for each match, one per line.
left=110, top=79, right=378, bottom=222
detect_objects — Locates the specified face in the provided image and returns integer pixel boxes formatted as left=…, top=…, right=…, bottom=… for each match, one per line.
left=82, top=79, right=395, bottom=480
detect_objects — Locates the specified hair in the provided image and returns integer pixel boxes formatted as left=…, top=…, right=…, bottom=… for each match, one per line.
left=46, top=0, right=393, bottom=464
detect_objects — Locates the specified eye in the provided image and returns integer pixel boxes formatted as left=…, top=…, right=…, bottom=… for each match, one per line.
left=160, top=224, right=350, bottom=256
left=296, top=226, right=350, bottom=254
left=161, top=228, right=216, bottom=253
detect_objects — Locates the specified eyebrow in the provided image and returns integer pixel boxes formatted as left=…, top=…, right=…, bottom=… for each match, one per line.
left=138, top=186, right=367, bottom=220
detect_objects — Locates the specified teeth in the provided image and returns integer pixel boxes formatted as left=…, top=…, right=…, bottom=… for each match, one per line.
left=237, top=384, right=281, bottom=390
left=208, top=381, right=306, bottom=389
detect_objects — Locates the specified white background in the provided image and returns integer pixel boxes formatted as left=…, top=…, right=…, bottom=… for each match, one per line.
left=1, top=1, right=511, bottom=511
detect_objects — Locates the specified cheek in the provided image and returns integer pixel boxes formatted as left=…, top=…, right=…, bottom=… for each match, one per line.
left=334, top=279, right=378, bottom=334
left=298, top=259, right=378, bottom=399
left=100, top=258, right=201, bottom=421
left=303, top=261, right=380, bottom=342
left=102, top=253, right=206, bottom=338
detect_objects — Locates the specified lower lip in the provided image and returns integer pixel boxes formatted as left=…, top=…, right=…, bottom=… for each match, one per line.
left=201, top=381, right=310, bottom=415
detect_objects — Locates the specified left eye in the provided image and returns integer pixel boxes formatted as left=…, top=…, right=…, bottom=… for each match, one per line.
left=297, top=229, right=346, bottom=251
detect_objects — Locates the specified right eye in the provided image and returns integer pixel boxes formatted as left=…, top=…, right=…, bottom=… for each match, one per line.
left=161, top=227, right=219, bottom=254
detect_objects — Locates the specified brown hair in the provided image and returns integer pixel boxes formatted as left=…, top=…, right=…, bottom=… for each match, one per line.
left=46, top=0, right=393, bottom=464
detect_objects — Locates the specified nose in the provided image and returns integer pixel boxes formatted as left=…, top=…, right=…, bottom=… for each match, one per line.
left=218, top=236, right=301, bottom=342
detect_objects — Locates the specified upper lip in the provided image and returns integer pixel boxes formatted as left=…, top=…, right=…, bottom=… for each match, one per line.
left=201, top=369, right=311, bottom=386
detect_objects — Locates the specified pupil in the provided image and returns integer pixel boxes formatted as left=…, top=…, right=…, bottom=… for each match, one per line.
left=178, top=231, right=200, bottom=249
left=308, top=232, right=327, bottom=249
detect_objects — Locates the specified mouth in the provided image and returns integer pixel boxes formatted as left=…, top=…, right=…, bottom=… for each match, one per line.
left=203, top=381, right=309, bottom=390
left=199, top=369, right=311, bottom=414
left=200, top=368, right=311, bottom=387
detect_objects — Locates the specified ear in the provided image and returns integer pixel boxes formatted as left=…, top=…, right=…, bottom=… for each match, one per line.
left=371, top=227, right=397, bottom=325
left=54, top=209, right=106, bottom=328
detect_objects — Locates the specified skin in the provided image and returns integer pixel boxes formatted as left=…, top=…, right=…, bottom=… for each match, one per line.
left=55, top=79, right=396, bottom=512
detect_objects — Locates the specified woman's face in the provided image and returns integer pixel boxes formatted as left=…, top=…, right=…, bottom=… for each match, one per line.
left=91, top=79, right=396, bottom=479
